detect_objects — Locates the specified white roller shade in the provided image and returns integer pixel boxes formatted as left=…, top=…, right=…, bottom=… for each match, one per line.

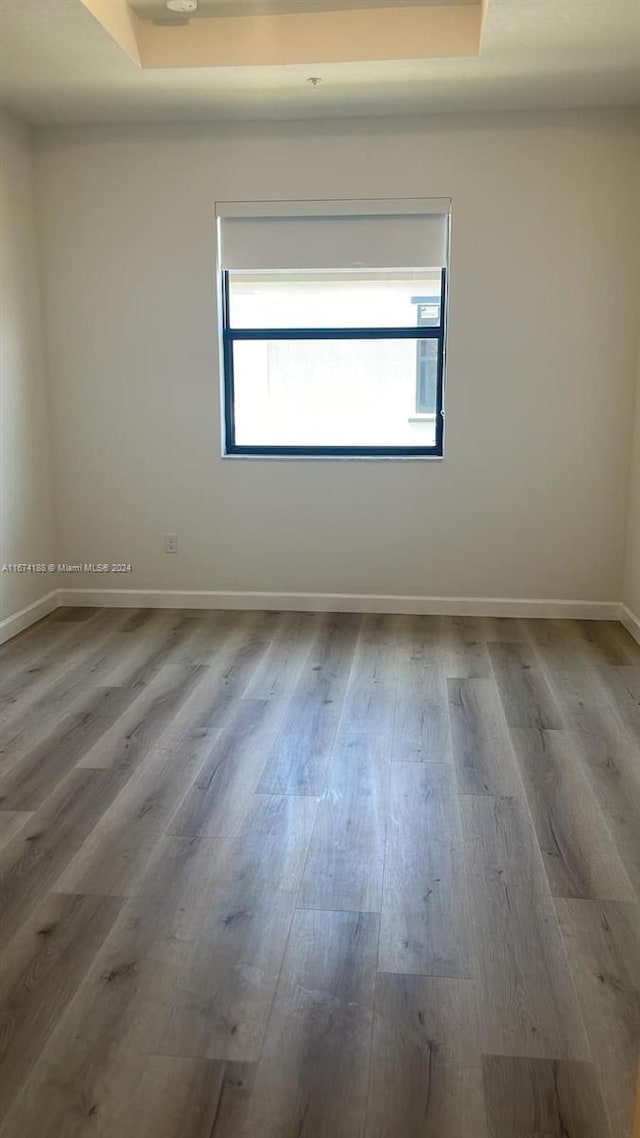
left=216, top=199, right=450, bottom=272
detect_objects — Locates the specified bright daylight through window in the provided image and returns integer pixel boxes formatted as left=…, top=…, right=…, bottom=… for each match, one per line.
left=217, top=199, right=450, bottom=457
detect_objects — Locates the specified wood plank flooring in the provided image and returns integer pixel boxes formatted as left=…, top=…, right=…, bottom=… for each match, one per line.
left=0, top=607, right=638, bottom=1136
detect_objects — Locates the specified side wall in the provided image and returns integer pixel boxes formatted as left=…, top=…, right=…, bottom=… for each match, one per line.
left=35, top=111, right=640, bottom=606
left=0, top=110, right=57, bottom=639
left=622, top=154, right=640, bottom=632
left=624, top=346, right=640, bottom=625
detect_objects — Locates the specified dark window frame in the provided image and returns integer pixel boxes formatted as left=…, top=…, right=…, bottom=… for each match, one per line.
left=221, top=267, right=447, bottom=458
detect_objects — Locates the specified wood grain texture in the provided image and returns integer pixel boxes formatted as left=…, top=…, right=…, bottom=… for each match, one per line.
left=141, top=611, right=282, bottom=743
left=574, top=620, right=640, bottom=665
left=243, top=611, right=321, bottom=701
left=560, top=703, right=640, bottom=900
left=462, top=793, right=590, bottom=1059
left=297, top=616, right=395, bottom=913
left=188, top=609, right=277, bottom=673
left=0, top=766, right=129, bottom=948
left=0, top=615, right=69, bottom=682
left=482, top=1055, right=612, bottom=1138
left=480, top=616, right=529, bottom=644
left=335, top=614, right=397, bottom=739
left=379, top=761, right=470, bottom=976
left=297, top=732, right=389, bottom=913
left=75, top=663, right=207, bottom=772
left=596, top=663, right=640, bottom=742
left=0, top=891, right=123, bottom=1122
left=0, top=609, right=637, bottom=1135
left=0, top=835, right=237, bottom=1137
left=0, top=685, right=141, bottom=810
left=509, top=727, right=634, bottom=900
left=448, top=677, right=521, bottom=795
left=489, top=641, right=563, bottom=730
left=556, top=898, right=640, bottom=1138
left=56, top=734, right=218, bottom=897
left=49, top=608, right=100, bottom=623
left=229, top=908, right=379, bottom=1138
left=391, top=615, right=451, bottom=762
left=526, top=617, right=638, bottom=666
left=0, top=609, right=130, bottom=745
left=367, top=974, right=487, bottom=1138
left=167, top=697, right=287, bottom=840
left=157, top=797, right=317, bottom=1062
left=0, top=608, right=106, bottom=694
left=98, top=610, right=207, bottom=690
left=439, top=615, right=492, bottom=679
left=0, top=811, right=30, bottom=851
left=107, top=1056, right=255, bottom=1138
left=258, top=613, right=361, bottom=795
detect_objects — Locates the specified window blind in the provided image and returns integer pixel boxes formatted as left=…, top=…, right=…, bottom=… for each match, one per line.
left=216, top=198, right=450, bottom=272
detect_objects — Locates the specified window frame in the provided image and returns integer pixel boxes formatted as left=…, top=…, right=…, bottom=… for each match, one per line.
left=221, top=266, right=447, bottom=459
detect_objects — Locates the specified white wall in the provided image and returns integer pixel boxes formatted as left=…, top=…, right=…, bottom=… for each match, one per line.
left=34, top=111, right=640, bottom=603
left=0, top=109, right=56, bottom=629
left=624, top=344, right=640, bottom=618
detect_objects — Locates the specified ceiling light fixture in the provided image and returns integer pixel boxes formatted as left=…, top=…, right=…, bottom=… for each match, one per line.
left=166, top=0, right=197, bottom=12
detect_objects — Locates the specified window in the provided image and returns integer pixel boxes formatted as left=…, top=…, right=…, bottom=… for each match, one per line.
left=216, top=199, right=450, bottom=458
left=413, top=296, right=441, bottom=415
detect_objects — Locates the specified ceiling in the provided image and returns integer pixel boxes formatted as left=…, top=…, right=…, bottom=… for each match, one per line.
left=0, top=0, right=638, bottom=123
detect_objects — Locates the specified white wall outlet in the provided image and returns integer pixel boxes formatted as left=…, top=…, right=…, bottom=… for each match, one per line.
left=164, top=533, right=178, bottom=554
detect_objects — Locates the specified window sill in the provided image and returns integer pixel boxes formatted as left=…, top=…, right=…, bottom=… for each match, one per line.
left=221, top=451, right=444, bottom=462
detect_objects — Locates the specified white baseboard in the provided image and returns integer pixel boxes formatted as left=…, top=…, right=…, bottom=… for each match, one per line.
left=0, top=590, right=60, bottom=647
left=620, top=604, right=640, bottom=645
left=0, top=588, right=624, bottom=648
left=57, top=587, right=620, bottom=621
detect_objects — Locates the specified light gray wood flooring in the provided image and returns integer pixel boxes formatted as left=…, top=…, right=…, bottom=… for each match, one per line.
left=0, top=607, right=638, bottom=1136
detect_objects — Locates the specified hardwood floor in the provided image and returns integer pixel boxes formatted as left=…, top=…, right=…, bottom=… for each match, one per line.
left=0, top=607, right=638, bottom=1137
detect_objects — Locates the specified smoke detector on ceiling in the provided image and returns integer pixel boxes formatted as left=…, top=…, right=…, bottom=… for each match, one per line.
left=166, top=0, right=197, bottom=12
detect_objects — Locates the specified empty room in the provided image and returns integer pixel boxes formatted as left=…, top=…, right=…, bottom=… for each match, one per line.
left=1, top=1, right=640, bottom=1135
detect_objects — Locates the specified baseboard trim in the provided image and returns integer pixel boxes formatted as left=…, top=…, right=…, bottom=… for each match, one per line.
left=57, top=588, right=620, bottom=621
left=620, top=604, right=640, bottom=646
left=0, top=588, right=624, bottom=647
left=0, top=590, right=60, bottom=647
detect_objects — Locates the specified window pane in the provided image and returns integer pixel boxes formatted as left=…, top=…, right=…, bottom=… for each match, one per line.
left=232, top=338, right=439, bottom=449
left=228, top=270, right=442, bottom=330
left=416, top=339, right=439, bottom=413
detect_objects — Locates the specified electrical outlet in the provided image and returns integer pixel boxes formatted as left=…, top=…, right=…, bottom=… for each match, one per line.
left=164, top=533, right=178, bottom=554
